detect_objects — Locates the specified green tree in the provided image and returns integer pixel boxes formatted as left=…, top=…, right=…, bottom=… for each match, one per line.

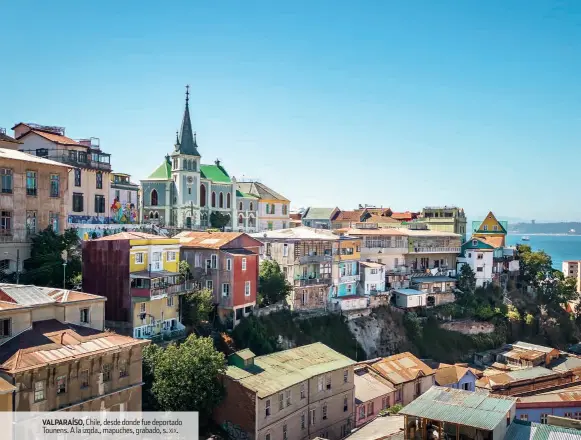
left=210, top=212, right=231, bottom=230
left=232, top=314, right=280, bottom=355
left=181, top=288, right=215, bottom=328
left=259, top=260, right=292, bottom=306
left=144, top=334, right=226, bottom=422
left=517, top=244, right=553, bottom=288
left=457, top=264, right=476, bottom=294
left=22, top=227, right=82, bottom=288
left=179, top=260, right=191, bottom=279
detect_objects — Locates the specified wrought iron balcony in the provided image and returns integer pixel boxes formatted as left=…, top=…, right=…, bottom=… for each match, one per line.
left=339, top=274, right=360, bottom=283
left=298, top=254, right=333, bottom=264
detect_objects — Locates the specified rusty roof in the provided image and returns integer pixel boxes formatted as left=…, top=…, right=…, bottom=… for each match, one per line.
left=435, top=365, right=475, bottom=386
left=0, top=284, right=104, bottom=307
left=177, top=231, right=261, bottom=249
left=0, top=377, right=15, bottom=394
left=366, top=214, right=401, bottom=224
left=476, top=366, right=557, bottom=389
left=517, top=384, right=581, bottom=405
left=371, top=352, right=435, bottom=385
left=354, top=366, right=396, bottom=403
left=503, top=348, right=545, bottom=361
left=333, top=210, right=364, bottom=222
left=93, top=231, right=168, bottom=241
left=0, top=320, right=147, bottom=374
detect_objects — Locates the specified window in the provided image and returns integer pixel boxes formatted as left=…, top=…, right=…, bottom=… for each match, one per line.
left=344, top=369, right=348, bottom=383
left=301, top=412, right=306, bottom=429
left=96, top=171, right=103, bottom=189
left=119, top=360, right=129, bottom=378
left=57, top=375, right=67, bottom=394
left=265, top=399, right=271, bottom=416
left=80, top=308, right=89, bottom=324
left=0, top=318, right=11, bottom=337
left=114, top=189, right=120, bottom=201
left=167, top=296, right=174, bottom=307
left=49, top=212, right=59, bottom=233
left=493, top=225, right=498, bottom=231
left=344, top=395, right=349, bottom=412
left=462, top=382, right=470, bottom=391
left=283, top=244, right=289, bottom=257
left=300, top=382, right=306, bottom=399
left=249, top=202, right=254, bottom=211
left=102, top=364, right=112, bottom=382
left=219, top=192, right=224, bottom=208
left=323, top=403, right=328, bottom=420
left=540, top=413, right=548, bottom=424
left=267, top=221, right=273, bottom=231
left=239, top=201, right=243, bottom=211
left=206, top=280, right=213, bottom=290
left=69, top=150, right=78, bottom=162
left=95, top=195, right=106, bottom=213
left=73, top=169, right=81, bottom=187
left=80, top=370, right=89, bottom=389
left=396, top=386, right=402, bottom=402
left=34, top=381, right=45, bottom=402
left=282, top=221, right=287, bottom=229
left=72, top=193, right=84, bottom=212
left=310, top=409, right=316, bottom=425
left=166, top=251, right=177, bottom=262
left=265, top=434, right=271, bottom=440
left=483, top=225, right=488, bottom=231
left=200, top=184, right=206, bottom=207
left=127, top=190, right=132, bottom=203
left=1, top=211, right=12, bottom=235
left=477, top=267, right=484, bottom=272
left=36, top=148, right=48, bottom=157
left=282, top=204, right=288, bottom=215
left=326, top=374, right=331, bottom=390
left=242, top=258, right=247, bottom=271
left=135, top=252, right=144, bottom=264
left=222, top=283, right=230, bottom=297
left=140, top=302, right=146, bottom=313
left=226, top=259, right=232, bottom=271
left=26, top=211, right=37, bottom=235
left=151, top=189, right=158, bottom=206
left=382, top=396, right=389, bottom=409
left=278, top=392, right=284, bottom=410
left=0, top=169, right=12, bottom=193
left=283, top=424, right=287, bottom=440
left=227, top=193, right=231, bottom=209
left=519, top=414, right=528, bottom=421
left=285, top=389, right=291, bottom=407
left=238, top=214, right=244, bottom=225
left=211, top=192, right=216, bottom=207
left=211, top=254, right=218, bottom=269
left=477, top=253, right=484, bottom=260
left=415, top=381, right=421, bottom=396
left=359, top=406, right=366, bottom=420
left=472, top=240, right=477, bottom=246
left=78, top=151, right=87, bottom=163
left=245, top=281, right=251, bottom=296
left=26, top=171, right=37, bottom=196
left=367, top=401, right=374, bottom=415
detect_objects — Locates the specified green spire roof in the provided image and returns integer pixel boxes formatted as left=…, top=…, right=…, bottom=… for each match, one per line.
left=176, top=86, right=201, bottom=157
left=147, top=156, right=172, bottom=179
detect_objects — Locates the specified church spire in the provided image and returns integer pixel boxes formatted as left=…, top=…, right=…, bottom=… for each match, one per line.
left=177, top=85, right=201, bottom=156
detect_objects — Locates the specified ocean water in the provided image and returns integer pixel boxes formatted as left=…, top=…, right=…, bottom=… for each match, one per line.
left=506, top=234, right=581, bottom=269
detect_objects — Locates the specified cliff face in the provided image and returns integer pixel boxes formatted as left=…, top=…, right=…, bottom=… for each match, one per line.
left=348, top=306, right=412, bottom=358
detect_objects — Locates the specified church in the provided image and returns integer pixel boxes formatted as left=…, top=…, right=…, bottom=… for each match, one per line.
left=141, top=88, right=237, bottom=229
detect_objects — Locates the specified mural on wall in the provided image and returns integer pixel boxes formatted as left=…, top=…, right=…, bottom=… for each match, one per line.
left=68, top=215, right=111, bottom=225
left=110, top=199, right=138, bottom=224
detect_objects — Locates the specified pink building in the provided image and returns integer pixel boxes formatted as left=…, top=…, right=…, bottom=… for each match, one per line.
left=354, top=365, right=396, bottom=427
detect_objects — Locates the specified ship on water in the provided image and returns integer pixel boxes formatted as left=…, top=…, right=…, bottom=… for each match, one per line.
left=521, top=236, right=530, bottom=241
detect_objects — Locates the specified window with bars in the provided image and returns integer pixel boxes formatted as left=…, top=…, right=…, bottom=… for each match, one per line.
left=50, top=174, right=60, bottom=197
left=0, top=169, right=12, bottom=193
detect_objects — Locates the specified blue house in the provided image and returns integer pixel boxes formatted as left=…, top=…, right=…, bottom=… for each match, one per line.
left=435, top=364, right=477, bottom=391
left=516, top=385, right=581, bottom=423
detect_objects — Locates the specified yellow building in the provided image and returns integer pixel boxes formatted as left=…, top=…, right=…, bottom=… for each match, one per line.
left=83, top=232, right=191, bottom=342
left=472, top=211, right=507, bottom=248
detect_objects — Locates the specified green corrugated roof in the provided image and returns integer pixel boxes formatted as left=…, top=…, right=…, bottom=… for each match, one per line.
left=506, top=419, right=581, bottom=439
left=236, top=189, right=258, bottom=199
left=303, top=207, right=338, bottom=220
left=225, top=342, right=355, bottom=398
left=234, top=349, right=256, bottom=361
left=507, top=366, right=555, bottom=381
left=200, top=164, right=231, bottom=183
left=147, top=159, right=172, bottom=179
left=399, top=386, right=516, bottom=431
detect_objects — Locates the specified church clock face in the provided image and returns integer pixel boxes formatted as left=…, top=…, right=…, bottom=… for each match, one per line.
left=187, top=176, right=194, bottom=184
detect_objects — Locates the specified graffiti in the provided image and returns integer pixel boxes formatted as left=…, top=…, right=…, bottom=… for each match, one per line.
left=222, top=421, right=250, bottom=440
left=110, top=199, right=138, bottom=224
left=68, top=215, right=111, bottom=225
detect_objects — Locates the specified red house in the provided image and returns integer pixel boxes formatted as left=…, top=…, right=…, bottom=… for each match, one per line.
left=176, top=231, right=261, bottom=328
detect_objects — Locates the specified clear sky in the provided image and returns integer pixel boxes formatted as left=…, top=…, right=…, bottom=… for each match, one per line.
left=1, top=1, right=579, bottom=221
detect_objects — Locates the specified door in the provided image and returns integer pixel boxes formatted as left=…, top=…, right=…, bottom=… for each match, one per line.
left=186, top=216, right=192, bottom=229
left=152, top=252, right=162, bottom=270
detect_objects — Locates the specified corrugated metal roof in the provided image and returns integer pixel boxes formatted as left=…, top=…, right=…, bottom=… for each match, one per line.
left=399, top=386, right=516, bottom=431
left=506, top=419, right=581, bottom=439
left=226, top=342, right=355, bottom=398
left=508, top=367, right=556, bottom=381
left=371, top=352, right=434, bottom=385
left=354, top=367, right=396, bottom=403
left=513, top=341, right=558, bottom=354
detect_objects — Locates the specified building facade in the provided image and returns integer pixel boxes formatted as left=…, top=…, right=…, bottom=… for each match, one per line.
left=353, top=364, right=395, bottom=428
left=236, top=181, right=290, bottom=231
left=177, top=231, right=261, bottom=328
left=235, top=189, right=259, bottom=233
left=214, top=343, right=356, bottom=440
left=0, top=148, right=71, bottom=276
left=331, top=237, right=361, bottom=298
left=110, top=172, right=139, bottom=224
left=302, top=207, right=339, bottom=230
left=0, top=283, right=148, bottom=411
left=434, top=365, right=477, bottom=391
left=14, top=123, right=112, bottom=227
left=359, top=261, right=386, bottom=295
left=418, top=206, right=467, bottom=239
left=82, top=232, right=190, bottom=341
left=515, top=385, right=581, bottom=423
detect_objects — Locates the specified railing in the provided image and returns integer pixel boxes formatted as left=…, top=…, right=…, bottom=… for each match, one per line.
left=294, top=277, right=332, bottom=286
left=339, top=274, right=360, bottom=283
left=298, top=254, right=333, bottom=264
left=150, top=280, right=196, bottom=298
left=21, top=148, right=112, bottom=171
left=0, top=228, right=36, bottom=243
left=410, top=247, right=461, bottom=253
left=386, top=266, right=411, bottom=275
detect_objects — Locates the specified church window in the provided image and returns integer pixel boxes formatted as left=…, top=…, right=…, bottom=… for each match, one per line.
left=154, top=212, right=159, bottom=219
left=238, top=215, right=244, bottom=225
left=200, top=184, right=206, bottom=207
left=239, top=202, right=243, bottom=211
left=227, top=193, right=231, bottom=209
left=188, top=188, right=191, bottom=195
left=151, top=189, right=158, bottom=206
left=219, top=192, right=224, bottom=208
left=149, top=211, right=154, bottom=219
left=173, top=158, right=178, bottom=170
left=211, top=192, right=216, bottom=207
left=250, top=202, right=254, bottom=211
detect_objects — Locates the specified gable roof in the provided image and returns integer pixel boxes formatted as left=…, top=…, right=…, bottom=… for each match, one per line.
left=93, top=231, right=166, bottom=241
left=177, top=231, right=261, bottom=249
left=200, top=163, right=231, bottom=183
left=0, top=284, right=104, bottom=307
left=303, top=207, right=339, bottom=220
left=370, top=352, right=434, bottom=385
left=0, top=131, right=21, bottom=145
left=354, top=366, right=396, bottom=403
left=251, top=226, right=342, bottom=241
left=17, top=128, right=81, bottom=147
left=236, top=181, right=288, bottom=201
left=435, top=365, right=475, bottom=386
left=506, top=419, right=581, bottom=440
left=332, top=210, right=364, bottom=222
left=474, top=211, right=507, bottom=234
left=236, top=189, right=259, bottom=199
left=147, top=159, right=172, bottom=180
left=463, top=236, right=495, bottom=250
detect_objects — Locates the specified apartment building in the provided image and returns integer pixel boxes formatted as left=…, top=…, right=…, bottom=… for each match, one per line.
left=0, top=148, right=71, bottom=276
left=82, top=232, right=189, bottom=341
left=302, top=207, right=340, bottom=230
left=110, top=172, right=139, bottom=224
left=214, top=343, right=356, bottom=440
left=353, top=364, right=395, bottom=427
left=405, top=229, right=461, bottom=274
left=236, top=181, right=290, bottom=231
left=418, top=206, right=467, bottom=239
left=0, top=283, right=148, bottom=411
left=359, top=261, right=386, bottom=295
left=563, top=260, right=581, bottom=292
left=14, top=123, right=112, bottom=226
left=177, top=231, right=261, bottom=328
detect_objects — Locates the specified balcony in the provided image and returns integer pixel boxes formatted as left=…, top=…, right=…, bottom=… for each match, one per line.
left=298, top=254, right=333, bottom=264
left=131, top=278, right=196, bottom=300
left=134, top=320, right=186, bottom=342
left=339, top=274, right=360, bottom=283
left=21, top=148, right=112, bottom=171
left=410, top=247, right=461, bottom=254
left=294, top=275, right=332, bottom=287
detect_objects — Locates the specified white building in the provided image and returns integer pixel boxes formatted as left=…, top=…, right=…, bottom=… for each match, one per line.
left=457, top=237, right=495, bottom=288
left=236, top=181, right=290, bottom=231
left=394, top=288, right=426, bottom=308
left=346, top=226, right=408, bottom=270
left=359, top=261, right=386, bottom=295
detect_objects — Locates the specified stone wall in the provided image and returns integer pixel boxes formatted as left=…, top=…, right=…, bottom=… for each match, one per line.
left=440, top=320, right=495, bottom=335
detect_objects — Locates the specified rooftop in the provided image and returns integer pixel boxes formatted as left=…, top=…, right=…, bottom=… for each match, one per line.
left=512, top=341, right=559, bottom=355
left=0, top=130, right=21, bottom=145
left=394, top=288, right=425, bottom=296
left=177, top=231, right=261, bottom=249
left=411, top=276, right=456, bottom=284
left=200, top=163, right=231, bottom=183
left=0, top=148, right=73, bottom=169
left=251, top=226, right=345, bottom=241
left=354, top=366, right=396, bottom=404
left=477, top=366, right=557, bottom=388
left=517, top=384, right=581, bottom=406
left=332, top=210, right=364, bottom=222
left=0, top=377, right=15, bottom=394
left=399, top=386, right=517, bottom=431
left=0, top=319, right=148, bottom=374
left=360, top=261, right=385, bottom=268
left=345, top=415, right=404, bottom=440
left=16, top=127, right=81, bottom=147
left=506, top=419, right=581, bottom=440
left=435, top=365, right=475, bottom=386
left=236, top=181, right=288, bottom=202
left=93, top=231, right=175, bottom=242
left=551, top=355, right=581, bottom=374
left=225, top=342, right=355, bottom=398
left=0, top=284, right=104, bottom=308
left=303, top=207, right=338, bottom=220
left=370, top=352, right=434, bottom=385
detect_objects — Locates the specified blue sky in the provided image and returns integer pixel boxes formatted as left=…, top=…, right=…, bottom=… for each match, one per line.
left=1, top=1, right=580, bottom=221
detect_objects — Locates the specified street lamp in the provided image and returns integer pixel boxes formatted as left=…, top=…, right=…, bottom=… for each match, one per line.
left=62, top=250, right=68, bottom=289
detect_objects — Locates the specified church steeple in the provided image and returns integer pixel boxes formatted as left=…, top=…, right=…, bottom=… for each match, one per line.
left=176, top=85, right=201, bottom=156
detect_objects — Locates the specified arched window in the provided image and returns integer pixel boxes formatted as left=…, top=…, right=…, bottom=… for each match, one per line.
left=249, top=215, right=255, bottom=227
left=238, top=214, right=244, bottom=225
left=149, top=211, right=154, bottom=219
left=154, top=211, right=159, bottom=219
left=192, top=160, right=196, bottom=171
left=250, top=202, right=254, bottom=211
left=227, top=193, right=231, bottom=209
left=200, top=184, right=206, bottom=207
left=219, top=192, right=224, bottom=208
left=151, top=189, right=158, bottom=206
left=188, top=160, right=192, bottom=170
left=211, top=192, right=216, bottom=207
left=239, top=202, right=243, bottom=211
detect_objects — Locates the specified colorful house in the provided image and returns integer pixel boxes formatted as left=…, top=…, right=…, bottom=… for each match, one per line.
left=82, top=232, right=190, bottom=341
left=110, top=172, right=139, bottom=224
left=331, top=236, right=361, bottom=297
left=471, top=211, right=508, bottom=248
left=236, top=180, right=290, bottom=231
left=434, top=364, right=478, bottom=391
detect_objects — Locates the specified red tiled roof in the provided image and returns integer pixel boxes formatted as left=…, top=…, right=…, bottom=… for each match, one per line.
left=391, top=211, right=416, bottom=220
left=18, top=129, right=80, bottom=147
left=333, top=210, right=364, bottom=222
left=177, top=231, right=247, bottom=249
